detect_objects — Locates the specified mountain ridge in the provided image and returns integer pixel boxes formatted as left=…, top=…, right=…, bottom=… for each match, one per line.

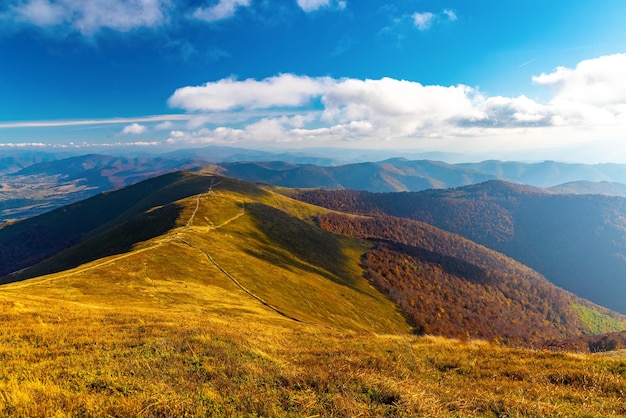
left=6, top=151, right=626, bottom=221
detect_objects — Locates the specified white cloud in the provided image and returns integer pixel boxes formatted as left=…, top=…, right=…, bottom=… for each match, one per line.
left=168, top=74, right=335, bottom=111
left=323, top=78, right=477, bottom=119
left=477, top=95, right=552, bottom=127
left=168, top=75, right=486, bottom=144
left=296, top=0, right=330, bottom=12
left=193, top=0, right=250, bottom=22
left=532, top=53, right=626, bottom=107
left=121, top=123, right=148, bottom=135
left=0, top=142, right=48, bottom=148
left=443, top=9, right=457, bottom=21
left=6, top=53, right=625, bottom=160
left=164, top=55, right=626, bottom=151
left=155, top=121, right=174, bottom=130
left=412, top=9, right=458, bottom=30
left=165, top=114, right=370, bottom=146
left=412, top=12, right=434, bottom=30
left=9, top=0, right=171, bottom=34
left=0, top=114, right=191, bottom=129
left=12, top=0, right=65, bottom=26
left=169, top=130, right=186, bottom=138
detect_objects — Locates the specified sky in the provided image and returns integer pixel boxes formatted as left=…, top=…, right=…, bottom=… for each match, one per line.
left=1, top=0, right=626, bottom=162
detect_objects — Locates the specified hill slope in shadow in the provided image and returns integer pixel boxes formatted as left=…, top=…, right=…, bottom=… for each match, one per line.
left=296, top=180, right=626, bottom=314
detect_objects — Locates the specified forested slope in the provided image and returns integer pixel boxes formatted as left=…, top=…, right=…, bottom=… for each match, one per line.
left=296, top=180, right=626, bottom=314
left=314, top=213, right=626, bottom=344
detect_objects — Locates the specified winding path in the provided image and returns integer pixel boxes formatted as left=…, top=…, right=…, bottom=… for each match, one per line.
left=175, top=238, right=305, bottom=323
left=12, top=189, right=310, bottom=325
left=178, top=196, right=308, bottom=323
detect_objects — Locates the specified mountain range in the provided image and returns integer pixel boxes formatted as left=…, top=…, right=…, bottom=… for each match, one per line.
left=5, top=149, right=626, bottom=221
left=212, top=158, right=626, bottom=192
left=2, top=170, right=625, bottom=345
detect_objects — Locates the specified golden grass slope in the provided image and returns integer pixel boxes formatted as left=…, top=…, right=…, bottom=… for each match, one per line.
left=0, top=294, right=625, bottom=416
left=5, top=181, right=409, bottom=333
left=0, top=174, right=624, bottom=416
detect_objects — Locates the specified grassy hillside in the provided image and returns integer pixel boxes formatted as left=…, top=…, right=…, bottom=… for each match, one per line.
left=0, top=171, right=233, bottom=279
left=0, top=183, right=626, bottom=417
left=0, top=173, right=624, bottom=415
left=295, top=181, right=626, bottom=314
left=7, top=172, right=625, bottom=341
left=1, top=293, right=625, bottom=417
left=3, top=173, right=409, bottom=333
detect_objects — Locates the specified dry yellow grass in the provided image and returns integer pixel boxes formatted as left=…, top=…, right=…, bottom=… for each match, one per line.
left=0, top=184, right=624, bottom=416
left=0, top=295, right=624, bottom=417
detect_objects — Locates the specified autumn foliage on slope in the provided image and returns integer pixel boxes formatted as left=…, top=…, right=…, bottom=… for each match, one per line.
left=315, top=213, right=623, bottom=345
left=295, top=182, right=626, bottom=314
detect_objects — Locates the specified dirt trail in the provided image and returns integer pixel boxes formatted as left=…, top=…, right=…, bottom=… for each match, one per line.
left=9, top=190, right=311, bottom=325
left=177, top=196, right=308, bottom=323
left=176, top=237, right=306, bottom=323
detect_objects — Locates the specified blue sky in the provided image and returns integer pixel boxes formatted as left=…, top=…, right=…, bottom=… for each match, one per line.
left=1, top=0, right=626, bottom=162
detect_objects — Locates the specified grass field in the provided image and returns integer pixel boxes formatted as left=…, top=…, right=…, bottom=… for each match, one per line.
left=0, top=294, right=625, bottom=417
left=0, top=181, right=624, bottom=416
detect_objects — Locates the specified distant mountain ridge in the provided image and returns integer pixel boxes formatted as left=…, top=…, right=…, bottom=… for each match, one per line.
left=547, top=180, right=626, bottom=197
left=459, top=160, right=626, bottom=187
left=0, top=151, right=63, bottom=175
left=5, top=149, right=626, bottom=221
left=213, top=159, right=626, bottom=192
left=0, top=154, right=203, bottom=221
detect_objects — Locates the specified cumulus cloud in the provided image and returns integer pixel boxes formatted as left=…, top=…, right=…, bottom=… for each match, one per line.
left=168, top=74, right=335, bottom=111
left=9, top=0, right=171, bottom=34
left=167, top=75, right=486, bottom=143
left=165, top=54, right=626, bottom=149
left=412, top=12, right=434, bottom=30
left=532, top=53, right=626, bottom=107
left=9, top=53, right=617, bottom=154
left=193, top=0, right=250, bottom=22
left=296, top=0, right=330, bottom=12
left=474, top=96, right=552, bottom=127
left=165, top=114, right=366, bottom=146
left=121, top=123, right=148, bottom=135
